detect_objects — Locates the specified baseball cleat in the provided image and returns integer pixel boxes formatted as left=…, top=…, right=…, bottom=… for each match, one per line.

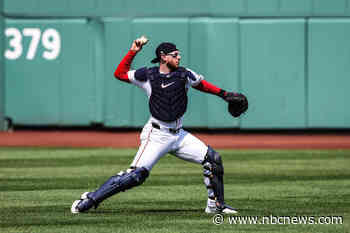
left=71, top=200, right=82, bottom=214
left=71, top=192, right=95, bottom=214
left=220, top=205, right=238, bottom=214
left=205, top=204, right=238, bottom=214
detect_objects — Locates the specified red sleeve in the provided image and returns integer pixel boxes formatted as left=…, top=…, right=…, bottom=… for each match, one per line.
left=114, top=50, right=137, bottom=83
left=193, top=80, right=225, bottom=96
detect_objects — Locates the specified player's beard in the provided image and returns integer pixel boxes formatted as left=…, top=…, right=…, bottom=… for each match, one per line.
left=166, top=61, right=178, bottom=72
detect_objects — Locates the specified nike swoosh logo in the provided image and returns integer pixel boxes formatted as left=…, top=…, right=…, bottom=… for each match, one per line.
left=161, top=82, right=175, bottom=88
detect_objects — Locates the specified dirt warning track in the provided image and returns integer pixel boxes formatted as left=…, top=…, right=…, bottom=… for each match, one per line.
left=0, top=131, right=349, bottom=149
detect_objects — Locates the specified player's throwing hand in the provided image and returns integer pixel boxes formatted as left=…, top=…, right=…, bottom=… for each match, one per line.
left=130, top=35, right=149, bottom=52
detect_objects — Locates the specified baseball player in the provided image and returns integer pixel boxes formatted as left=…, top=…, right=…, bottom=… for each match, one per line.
left=71, top=36, right=247, bottom=214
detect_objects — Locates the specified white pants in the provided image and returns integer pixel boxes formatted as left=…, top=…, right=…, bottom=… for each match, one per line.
left=130, top=121, right=208, bottom=171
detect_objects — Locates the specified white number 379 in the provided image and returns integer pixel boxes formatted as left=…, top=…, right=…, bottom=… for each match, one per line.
left=5, top=28, right=61, bottom=60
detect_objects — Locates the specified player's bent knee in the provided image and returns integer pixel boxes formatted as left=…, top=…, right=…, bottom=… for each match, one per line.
left=203, top=145, right=224, bottom=175
left=116, top=167, right=149, bottom=191
left=128, top=167, right=149, bottom=186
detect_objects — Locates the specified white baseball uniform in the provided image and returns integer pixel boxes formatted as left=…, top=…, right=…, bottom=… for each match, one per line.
left=127, top=68, right=208, bottom=171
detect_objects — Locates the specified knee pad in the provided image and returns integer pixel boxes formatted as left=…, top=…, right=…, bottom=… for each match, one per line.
left=122, top=167, right=149, bottom=188
left=203, top=145, right=224, bottom=176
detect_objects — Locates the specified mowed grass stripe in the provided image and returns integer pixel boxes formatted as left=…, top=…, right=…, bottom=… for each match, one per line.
left=1, top=173, right=350, bottom=192
left=0, top=148, right=349, bottom=233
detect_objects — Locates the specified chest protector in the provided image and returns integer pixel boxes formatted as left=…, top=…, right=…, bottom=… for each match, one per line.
left=146, top=67, right=188, bottom=122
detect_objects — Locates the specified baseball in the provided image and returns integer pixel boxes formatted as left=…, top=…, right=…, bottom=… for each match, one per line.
left=138, top=35, right=149, bottom=45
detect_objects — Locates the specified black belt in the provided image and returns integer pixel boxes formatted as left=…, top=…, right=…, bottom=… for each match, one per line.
left=152, top=122, right=181, bottom=134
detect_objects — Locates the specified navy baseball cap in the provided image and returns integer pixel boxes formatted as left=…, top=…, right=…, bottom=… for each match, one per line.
left=151, top=42, right=178, bottom=63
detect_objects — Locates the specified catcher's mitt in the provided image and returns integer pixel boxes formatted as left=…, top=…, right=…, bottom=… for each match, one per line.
left=223, top=92, right=248, bottom=118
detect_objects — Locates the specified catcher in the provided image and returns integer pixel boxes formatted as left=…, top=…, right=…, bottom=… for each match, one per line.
left=71, top=36, right=248, bottom=214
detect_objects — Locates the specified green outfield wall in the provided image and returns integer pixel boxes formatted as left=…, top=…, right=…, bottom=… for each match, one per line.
left=0, top=0, right=4, bottom=130
left=2, top=0, right=350, bottom=129
left=4, top=0, right=350, bottom=17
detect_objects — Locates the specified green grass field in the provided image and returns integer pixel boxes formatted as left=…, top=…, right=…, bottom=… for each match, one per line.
left=0, top=148, right=349, bottom=233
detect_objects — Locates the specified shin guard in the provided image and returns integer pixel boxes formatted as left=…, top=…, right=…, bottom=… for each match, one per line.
left=202, top=146, right=225, bottom=207
left=88, top=167, right=149, bottom=207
